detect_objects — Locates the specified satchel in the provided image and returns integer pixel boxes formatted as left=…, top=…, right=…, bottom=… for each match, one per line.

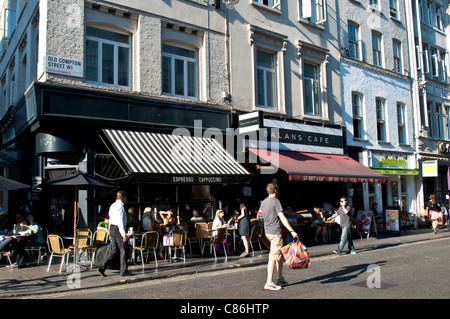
left=280, top=238, right=311, bottom=269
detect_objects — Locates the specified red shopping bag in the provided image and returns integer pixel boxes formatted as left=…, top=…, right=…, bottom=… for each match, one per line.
left=280, top=239, right=311, bottom=269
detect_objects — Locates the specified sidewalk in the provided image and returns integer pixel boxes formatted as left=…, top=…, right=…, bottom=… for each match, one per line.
left=1, top=227, right=448, bottom=298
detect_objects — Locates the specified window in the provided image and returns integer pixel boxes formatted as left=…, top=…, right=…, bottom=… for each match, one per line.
left=256, top=50, right=277, bottom=108
left=348, top=22, right=360, bottom=60
left=352, top=93, right=363, bottom=139
left=431, top=48, right=439, bottom=77
left=390, top=0, right=398, bottom=19
left=446, top=106, right=450, bottom=139
left=86, top=26, right=131, bottom=89
left=255, top=0, right=276, bottom=6
left=427, top=101, right=434, bottom=137
left=376, top=98, right=386, bottom=141
left=397, top=103, right=406, bottom=144
left=422, top=44, right=429, bottom=74
left=435, top=5, right=443, bottom=30
left=393, top=40, right=402, bottom=73
left=300, top=0, right=326, bottom=24
left=303, top=63, right=321, bottom=116
left=418, top=0, right=424, bottom=22
left=369, top=0, right=379, bottom=10
left=436, top=103, right=444, bottom=139
left=426, top=2, right=433, bottom=26
left=162, top=44, right=198, bottom=99
left=372, top=32, right=382, bottom=67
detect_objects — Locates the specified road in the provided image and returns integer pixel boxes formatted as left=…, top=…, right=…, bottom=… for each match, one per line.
left=22, top=237, right=450, bottom=305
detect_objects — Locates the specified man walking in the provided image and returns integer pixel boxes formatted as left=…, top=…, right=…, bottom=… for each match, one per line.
left=332, top=196, right=356, bottom=255
left=259, top=183, right=298, bottom=291
left=97, top=190, right=131, bottom=277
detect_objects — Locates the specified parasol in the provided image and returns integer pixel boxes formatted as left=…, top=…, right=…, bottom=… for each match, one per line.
left=0, top=176, right=30, bottom=191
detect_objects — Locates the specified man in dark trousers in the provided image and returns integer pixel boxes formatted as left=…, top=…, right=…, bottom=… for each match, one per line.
left=97, top=190, right=131, bottom=277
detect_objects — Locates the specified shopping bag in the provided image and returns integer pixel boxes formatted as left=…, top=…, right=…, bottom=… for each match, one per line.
left=280, top=239, right=311, bottom=269
left=163, top=233, right=173, bottom=246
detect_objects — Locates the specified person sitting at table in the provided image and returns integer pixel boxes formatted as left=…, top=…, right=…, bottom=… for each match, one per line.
left=142, top=207, right=164, bottom=259
left=0, top=233, right=26, bottom=268
left=20, top=213, right=44, bottom=245
left=160, top=210, right=180, bottom=231
left=212, top=209, right=230, bottom=255
left=15, top=212, right=29, bottom=232
left=190, top=209, right=206, bottom=222
left=97, top=212, right=110, bottom=231
left=312, top=206, right=327, bottom=243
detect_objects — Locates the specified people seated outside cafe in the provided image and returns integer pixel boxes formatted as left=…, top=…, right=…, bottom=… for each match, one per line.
left=190, top=209, right=206, bottom=222
left=0, top=230, right=27, bottom=268
left=97, top=212, right=110, bottom=231
left=212, top=209, right=230, bottom=255
left=0, top=210, right=13, bottom=233
left=312, top=206, right=327, bottom=243
left=20, top=213, right=44, bottom=245
left=371, top=202, right=384, bottom=230
left=160, top=210, right=180, bottom=232
left=142, top=207, right=164, bottom=259
left=15, top=213, right=29, bottom=232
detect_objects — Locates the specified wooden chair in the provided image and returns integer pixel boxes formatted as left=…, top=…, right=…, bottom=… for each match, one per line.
left=194, top=222, right=210, bottom=256
left=134, top=231, right=159, bottom=269
left=70, top=228, right=92, bottom=265
left=47, top=234, right=73, bottom=273
left=249, top=224, right=263, bottom=255
left=168, top=229, right=186, bottom=263
left=86, top=228, right=108, bottom=269
left=202, top=227, right=227, bottom=261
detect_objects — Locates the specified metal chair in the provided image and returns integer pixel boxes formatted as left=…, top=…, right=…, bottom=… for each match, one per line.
left=0, top=251, right=13, bottom=270
left=168, top=229, right=186, bottom=263
left=70, top=228, right=92, bottom=265
left=86, top=228, right=108, bottom=269
left=24, top=228, right=48, bottom=265
left=47, top=234, right=73, bottom=273
left=194, top=222, right=210, bottom=256
left=249, top=224, right=263, bottom=255
left=134, top=231, right=159, bottom=269
left=202, top=227, right=228, bottom=261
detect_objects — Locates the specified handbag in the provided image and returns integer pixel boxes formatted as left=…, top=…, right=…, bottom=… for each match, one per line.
left=163, top=233, right=173, bottom=246
left=280, top=238, right=311, bottom=269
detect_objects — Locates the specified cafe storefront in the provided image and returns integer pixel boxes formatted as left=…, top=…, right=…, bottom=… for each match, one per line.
left=2, top=82, right=251, bottom=233
left=238, top=112, right=388, bottom=211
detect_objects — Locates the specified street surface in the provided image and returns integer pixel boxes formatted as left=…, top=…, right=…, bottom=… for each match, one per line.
left=23, top=236, right=450, bottom=304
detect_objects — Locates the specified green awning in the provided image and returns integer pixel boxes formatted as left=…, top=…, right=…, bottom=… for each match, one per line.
left=371, top=168, right=419, bottom=175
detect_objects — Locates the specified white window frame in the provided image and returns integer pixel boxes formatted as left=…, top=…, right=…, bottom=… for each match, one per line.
left=397, top=102, right=406, bottom=144
left=256, top=49, right=277, bottom=109
left=372, top=31, right=383, bottom=67
left=376, top=98, right=387, bottom=142
left=426, top=1, right=433, bottom=26
left=436, top=103, right=444, bottom=139
left=162, top=43, right=199, bottom=100
left=393, top=40, right=402, bottom=73
left=390, top=0, right=398, bottom=19
left=352, top=92, right=364, bottom=139
left=303, top=62, right=322, bottom=117
left=369, top=0, right=379, bottom=10
left=254, top=0, right=280, bottom=8
left=299, top=0, right=327, bottom=25
left=427, top=102, right=434, bottom=137
left=418, top=0, right=424, bottom=22
left=434, top=4, right=443, bottom=30
left=348, top=22, right=360, bottom=60
left=85, top=26, right=132, bottom=89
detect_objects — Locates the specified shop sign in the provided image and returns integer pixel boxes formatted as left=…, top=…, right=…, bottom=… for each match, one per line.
left=422, top=160, right=438, bottom=177
left=45, top=55, right=83, bottom=78
left=378, top=157, right=406, bottom=168
left=0, top=147, right=18, bottom=166
left=385, top=209, right=400, bottom=233
left=238, top=111, right=263, bottom=134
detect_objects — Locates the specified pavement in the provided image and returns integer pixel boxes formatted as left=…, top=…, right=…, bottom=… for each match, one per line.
left=1, top=226, right=449, bottom=299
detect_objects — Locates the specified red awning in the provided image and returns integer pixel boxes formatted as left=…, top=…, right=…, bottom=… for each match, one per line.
left=248, top=148, right=388, bottom=183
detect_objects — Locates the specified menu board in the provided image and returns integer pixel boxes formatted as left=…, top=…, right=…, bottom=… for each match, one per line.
left=385, top=209, right=400, bottom=233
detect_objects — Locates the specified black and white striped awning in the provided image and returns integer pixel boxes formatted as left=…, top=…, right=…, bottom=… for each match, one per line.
left=102, top=129, right=251, bottom=184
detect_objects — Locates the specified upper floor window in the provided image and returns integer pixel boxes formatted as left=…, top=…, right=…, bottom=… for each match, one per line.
left=369, top=0, right=379, bottom=10
left=86, top=26, right=131, bottom=89
left=162, top=44, right=198, bottom=99
left=372, top=31, right=383, bottom=67
left=256, top=50, right=277, bottom=108
left=376, top=98, right=386, bottom=142
left=352, top=92, right=364, bottom=139
left=390, top=0, right=398, bottom=19
left=303, top=63, right=321, bottom=116
left=299, top=0, right=326, bottom=25
left=397, top=103, right=406, bottom=144
left=348, top=22, right=360, bottom=60
left=393, top=40, right=402, bottom=73
left=435, top=5, right=443, bottom=30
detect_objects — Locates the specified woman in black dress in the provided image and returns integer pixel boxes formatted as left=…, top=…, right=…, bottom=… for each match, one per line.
left=237, top=195, right=251, bottom=257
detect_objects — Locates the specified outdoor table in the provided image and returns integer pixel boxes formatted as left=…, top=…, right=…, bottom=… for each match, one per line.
left=128, top=232, right=145, bottom=265
left=324, top=221, right=338, bottom=242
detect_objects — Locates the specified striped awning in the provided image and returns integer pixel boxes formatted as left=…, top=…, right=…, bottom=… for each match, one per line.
left=102, top=129, right=251, bottom=184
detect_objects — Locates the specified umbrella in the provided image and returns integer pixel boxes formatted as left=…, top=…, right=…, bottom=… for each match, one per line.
left=0, top=176, right=30, bottom=191
left=41, top=170, right=118, bottom=270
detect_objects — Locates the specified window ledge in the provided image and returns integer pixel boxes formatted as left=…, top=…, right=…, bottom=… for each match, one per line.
left=250, top=1, right=282, bottom=15
left=184, top=0, right=208, bottom=7
left=297, top=19, right=325, bottom=31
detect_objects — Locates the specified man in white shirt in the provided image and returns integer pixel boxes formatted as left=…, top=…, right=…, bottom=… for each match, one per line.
left=98, top=190, right=130, bottom=277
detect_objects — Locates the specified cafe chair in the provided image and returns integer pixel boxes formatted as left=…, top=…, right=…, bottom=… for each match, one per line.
left=87, top=228, right=109, bottom=269
left=202, top=227, right=228, bottom=262
left=70, top=228, right=92, bottom=265
left=24, top=228, right=48, bottom=265
left=134, top=231, right=159, bottom=269
left=0, top=251, right=13, bottom=270
left=249, top=224, right=263, bottom=256
left=168, top=229, right=186, bottom=263
left=47, top=234, right=74, bottom=273
left=194, top=222, right=210, bottom=256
